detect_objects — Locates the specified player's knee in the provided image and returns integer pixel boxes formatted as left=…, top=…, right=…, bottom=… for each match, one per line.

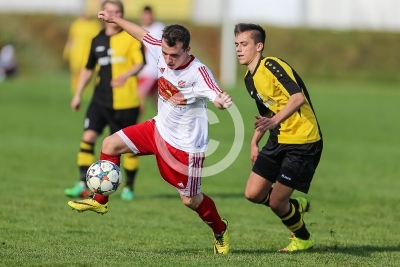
left=101, top=135, right=118, bottom=154
left=181, top=194, right=202, bottom=209
left=82, top=130, right=97, bottom=143
left=244, top=188, right=260, bottom=203
left=181, top=197, right=192, bottom=207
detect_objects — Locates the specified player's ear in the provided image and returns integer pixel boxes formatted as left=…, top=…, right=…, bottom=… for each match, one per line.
left=185, top=46, right=191, bottom=53
left=256, top=42, right=263, bottom=52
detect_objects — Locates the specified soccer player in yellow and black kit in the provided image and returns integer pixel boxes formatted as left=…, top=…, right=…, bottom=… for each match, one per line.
left=234, top=23, right=323, bottom=252
left=63, top=12, right=102, bottom=93
left=64, top=0, right=145, bottom=201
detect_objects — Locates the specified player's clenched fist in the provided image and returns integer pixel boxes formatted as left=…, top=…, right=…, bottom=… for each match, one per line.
left=98, top=10, right=113, bottom=23
left=214, top=92, right=233, bottom=109
left=221, top=92, right=233, bottom=109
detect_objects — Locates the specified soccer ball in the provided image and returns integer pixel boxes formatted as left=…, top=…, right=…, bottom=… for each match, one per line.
left=86, top=160, right=122, bottom=196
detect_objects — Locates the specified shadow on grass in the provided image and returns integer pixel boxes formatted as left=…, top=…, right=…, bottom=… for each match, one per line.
left=123, top=246, right=400, bottom=256
left=230, top=249, right=278, bottom=254
left=313, top=244, right=400, bottom=256
left=234, top=245, right=400, bottom=256
left=141, top=192, right=244, bottom=199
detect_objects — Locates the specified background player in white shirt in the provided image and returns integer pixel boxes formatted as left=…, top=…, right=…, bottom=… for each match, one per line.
left=68, top=8, right=233, bottom=255
left=138, top=6, right=165, bottom=113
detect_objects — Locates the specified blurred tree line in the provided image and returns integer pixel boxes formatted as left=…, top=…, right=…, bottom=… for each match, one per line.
left=1, top=14, right=400, bottom=82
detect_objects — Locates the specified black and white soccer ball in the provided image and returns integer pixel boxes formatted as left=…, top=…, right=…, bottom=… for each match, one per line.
left=86, top=160, right=122, bottom=196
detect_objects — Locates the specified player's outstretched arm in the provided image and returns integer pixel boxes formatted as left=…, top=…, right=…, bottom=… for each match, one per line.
left=71, top=68, right=93, bottom=111
left=250, top=129, right=266, bottom=165
left=98, top=10, right=148, bottom=42
left=213, top=92, right=233, bottom=109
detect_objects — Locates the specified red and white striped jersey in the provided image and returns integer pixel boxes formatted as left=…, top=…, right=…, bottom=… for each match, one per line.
left=143, top=33, right=222, bottom=153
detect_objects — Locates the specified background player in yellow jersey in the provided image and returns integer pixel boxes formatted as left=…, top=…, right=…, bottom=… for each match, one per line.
left=234, top=23, right=323, bottom=252
left=64, top=0, right=145, bottom=201
left=63, top=11, right=102, bottom=92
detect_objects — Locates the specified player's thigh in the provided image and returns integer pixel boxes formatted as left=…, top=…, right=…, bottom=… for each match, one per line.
left=102, top=133, right=132, bottom=154
left=245, top=171, right=273, bottom=201
left=117, top=120, right=157, bottom=155
left=156, top=144, right=203, bottom=197
left=253, top=140, right=283, bottom=184
left=277, top=141, right=323, bottom=194
left=313, top=139, right=323, bottom=169
left=109, top=107, right=140, bottom=134
left=84, top=102, right=108, bottom=135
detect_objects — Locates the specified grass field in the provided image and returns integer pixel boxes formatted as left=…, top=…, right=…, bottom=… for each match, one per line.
left=1, top=72, right=400, bottom=266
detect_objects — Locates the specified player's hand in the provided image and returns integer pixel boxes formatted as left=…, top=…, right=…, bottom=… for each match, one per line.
left=111, top=75, right=128, bottom=88
left=254, top=115, right=277, bottom=132
left=98, top=10, right=114, bottom=23
left=250, top=143, right=259, bottom=165
left=71, top=95, right=81, bottom=111
left=219, top=92, right=233, bottom=109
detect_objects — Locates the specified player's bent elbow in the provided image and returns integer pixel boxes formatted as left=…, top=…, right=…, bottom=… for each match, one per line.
left=292, top=92, right=305, bottom=106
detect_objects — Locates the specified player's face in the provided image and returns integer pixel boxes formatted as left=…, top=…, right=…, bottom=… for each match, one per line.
left=141, top=11, right=153, bottom=27
left=161, top=40, right=190, bottom=69
left=104, top=3, right=123, bottom=18
left=235, top=31, right=260, bottom=66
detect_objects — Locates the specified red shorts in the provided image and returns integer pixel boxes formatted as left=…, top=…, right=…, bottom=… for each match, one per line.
left=117, top=119, right=204, bottom=197
left=138, top=76, right=158, bottom=96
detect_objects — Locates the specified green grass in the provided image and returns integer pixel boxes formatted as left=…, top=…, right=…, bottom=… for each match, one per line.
left=1, top=72, right=400, bottom=266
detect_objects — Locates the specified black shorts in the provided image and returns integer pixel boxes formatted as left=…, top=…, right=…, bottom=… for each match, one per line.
left=252, top=138, right=323, bottom=194
left=84, top=101, right=140, bottom=135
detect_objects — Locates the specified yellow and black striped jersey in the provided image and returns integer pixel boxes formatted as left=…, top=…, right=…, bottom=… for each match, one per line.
left=244, top=56, right=322, bottom=144
left=63, top=18, right=102, bottom=71
left=86, top=29, right=145, bottom=110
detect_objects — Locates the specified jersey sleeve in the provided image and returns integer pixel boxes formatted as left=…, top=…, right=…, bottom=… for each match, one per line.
left=264, top=58, right=301, bottom=96
left=150, top=22, right=165, bottom=39
left=192, top=65, right=223, bottom=102
left=85, top=38, right=97, bottom=70
left=129, top=39, right=145, bottom=65
left=142, top=33, right=162, bottom=62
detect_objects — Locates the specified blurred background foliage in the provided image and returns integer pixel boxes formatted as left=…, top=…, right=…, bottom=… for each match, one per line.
left=1, top=14, right=400, bottom=82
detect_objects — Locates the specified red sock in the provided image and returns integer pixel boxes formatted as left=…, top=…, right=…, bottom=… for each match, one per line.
left=93, top=194, right=108, bottom=204
left=100, top=151, right=120, bottom=167
left=93, top=152, right=120, bottom=204
left=195, top=193, right=226, bottom=235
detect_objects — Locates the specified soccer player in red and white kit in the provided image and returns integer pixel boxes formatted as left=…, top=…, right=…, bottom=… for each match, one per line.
left=68, top=8, right=233, bottom=255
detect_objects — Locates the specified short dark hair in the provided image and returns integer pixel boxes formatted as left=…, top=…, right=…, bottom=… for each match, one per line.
left=143, top=5, right=152, bottom=13
left=234, top=23, right=266, bottom=45
left=162, top=24, right=190, bottom=50
left=102, top=0, right=124, bottom=17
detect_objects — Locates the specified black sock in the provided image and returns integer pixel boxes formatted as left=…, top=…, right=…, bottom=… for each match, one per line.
left=289, top=198, right=299, bottom=210
left=258, top=187, right=273, bottom=206
left=77, top=141, right=94, bottom=183
left=125, top=169, right=138, bottom=191
left=79, top=166, right=89, bottom=183
left=257, top=188, right=297, bottom=208
left=280, top=203, right=310, bottom=240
